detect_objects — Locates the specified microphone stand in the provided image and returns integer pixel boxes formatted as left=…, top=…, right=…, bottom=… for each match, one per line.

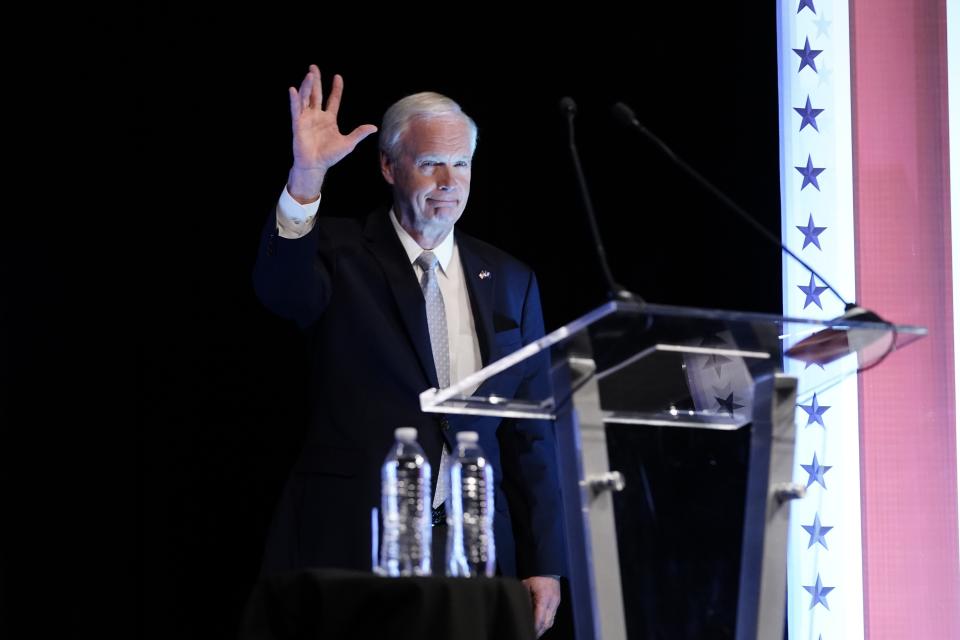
left=560, top=97, right=643, bottom=305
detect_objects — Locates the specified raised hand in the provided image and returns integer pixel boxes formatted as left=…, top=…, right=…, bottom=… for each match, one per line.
left=286, top=65, right=378, bottom=203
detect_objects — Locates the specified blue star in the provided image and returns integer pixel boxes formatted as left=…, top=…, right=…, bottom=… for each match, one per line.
left=795, top=154, right=825, bottom=190
left=699, top=333, right=727, bottom=347
left=793, top=37, right=823, bottom=73
left=714, top=390, right=744, bottom=417
left=703, top=353, right=731, bottom=378
left=798, top=0, right=816, bottom=14
left=794, top=96, right=824, bottom=132
left=803, top=574, right=835, bottom=609
left=798, top=273, right=828, bottom=309
left=814, top=14, right=832, bottom=39
left=797, top=213, right=827, bottom=249
left=801, top=452, right=832, bottom=489
left=801, top=513, right=834, bottom=549
left=799, top=392, right=831, bottom=427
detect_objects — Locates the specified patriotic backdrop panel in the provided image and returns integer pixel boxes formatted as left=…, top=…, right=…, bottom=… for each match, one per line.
left=779, top=2, right=865, bottom=638
left=951, top=0, right=960, bottom=574
left=779, top=1, right=959, bottom=638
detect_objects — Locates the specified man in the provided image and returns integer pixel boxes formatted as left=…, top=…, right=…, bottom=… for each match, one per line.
left=254, top=65, right=563, bottom=636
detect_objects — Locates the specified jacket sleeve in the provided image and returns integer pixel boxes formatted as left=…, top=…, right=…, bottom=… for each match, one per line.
left=501, top=271, right=566, bottom=577
left=252, top=210, right=333, bottom=329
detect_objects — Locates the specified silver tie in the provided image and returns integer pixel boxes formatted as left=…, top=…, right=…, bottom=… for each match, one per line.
left=415, top=251, right=452, bottom=509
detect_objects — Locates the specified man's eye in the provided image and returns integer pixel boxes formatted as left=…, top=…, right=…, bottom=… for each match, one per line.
left=454, top=161, right=469, bottom=167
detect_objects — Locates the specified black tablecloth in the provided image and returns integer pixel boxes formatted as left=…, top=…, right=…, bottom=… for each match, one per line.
left=240, top=569, right=536, bottom=640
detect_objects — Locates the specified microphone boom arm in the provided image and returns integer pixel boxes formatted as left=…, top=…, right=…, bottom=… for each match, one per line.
left=611, top=101, right=851, bottom=311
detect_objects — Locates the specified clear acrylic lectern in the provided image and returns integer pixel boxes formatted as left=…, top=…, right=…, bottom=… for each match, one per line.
left=421, top=301, right=925, bottom=640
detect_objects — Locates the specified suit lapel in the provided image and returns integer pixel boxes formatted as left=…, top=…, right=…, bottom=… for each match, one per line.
left=364, top=210, right=439, bottom=388
left=456, top=232, right=495, bottom=368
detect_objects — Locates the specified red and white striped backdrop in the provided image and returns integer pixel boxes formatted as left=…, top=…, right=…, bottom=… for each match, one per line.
left=779, top=1, right=959, bottom=637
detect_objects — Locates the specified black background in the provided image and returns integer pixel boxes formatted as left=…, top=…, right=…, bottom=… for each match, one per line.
left=7, top=8, right=782, bottom=638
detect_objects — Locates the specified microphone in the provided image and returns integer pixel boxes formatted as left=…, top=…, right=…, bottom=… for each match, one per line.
left=559, top=96, right=642, bottom=304
left=611, top=101, right=895, bottom=367
left=558, top=96, right=577, bottom=117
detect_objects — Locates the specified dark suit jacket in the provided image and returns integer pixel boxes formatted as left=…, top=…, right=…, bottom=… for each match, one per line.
left=253, top=207, right=564, bottom=578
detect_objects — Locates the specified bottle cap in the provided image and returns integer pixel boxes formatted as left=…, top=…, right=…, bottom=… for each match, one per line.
left=456, top=430, right=479, bottom=443
left=394, top=427, right=418, bottom=443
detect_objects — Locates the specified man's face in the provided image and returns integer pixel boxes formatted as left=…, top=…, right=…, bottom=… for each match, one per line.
left=381, top=114, right=473, bottom=238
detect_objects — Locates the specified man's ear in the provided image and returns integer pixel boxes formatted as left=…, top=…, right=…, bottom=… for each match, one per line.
left=379, top=151, right=395, bottom=185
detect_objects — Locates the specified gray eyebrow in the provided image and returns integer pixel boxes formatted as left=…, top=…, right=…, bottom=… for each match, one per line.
left=416, top=154, right=472, bottom=163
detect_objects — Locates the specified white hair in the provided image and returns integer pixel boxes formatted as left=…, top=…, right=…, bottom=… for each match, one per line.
left=378, top=92, right=478, bottom=159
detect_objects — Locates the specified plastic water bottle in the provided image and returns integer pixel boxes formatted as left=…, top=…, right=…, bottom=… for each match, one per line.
left=446, top=431, right=496, bottom=577
left=379, top=427, right=432, bottom=576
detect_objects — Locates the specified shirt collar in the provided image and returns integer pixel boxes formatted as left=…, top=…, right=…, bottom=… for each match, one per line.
left=389, top=208, right=455, bottom=273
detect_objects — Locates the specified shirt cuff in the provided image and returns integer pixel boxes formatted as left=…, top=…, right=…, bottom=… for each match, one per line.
left=276, top=186, right=321, bottom=239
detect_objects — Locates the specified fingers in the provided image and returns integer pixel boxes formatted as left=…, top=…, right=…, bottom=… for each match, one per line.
left=290, top=65, right=322, bottom=119
left=523, top=577, right=560, bottom=638
left=288, top=86, right=301, bottom=121
left=297, top=67, right=314, bottom=112
left=534, top=605, right=548, bottom=637
left=346, top=124, right=379, bottom=149
left=533, top=598, right=559, bottom=637
left=288, top=67, right=375, bottom=156
left=326, top=73, right=343, bottom=116
left=289, top=67, right=347, bottom=119
left=309, top=64, right=322, bottom=111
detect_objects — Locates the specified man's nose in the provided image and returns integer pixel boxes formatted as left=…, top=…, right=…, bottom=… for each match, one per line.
left=436, top=166, right=455, bottom=191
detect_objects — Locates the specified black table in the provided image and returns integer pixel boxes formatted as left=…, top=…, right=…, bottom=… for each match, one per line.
left=240, top=568, right=536, bottom=640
